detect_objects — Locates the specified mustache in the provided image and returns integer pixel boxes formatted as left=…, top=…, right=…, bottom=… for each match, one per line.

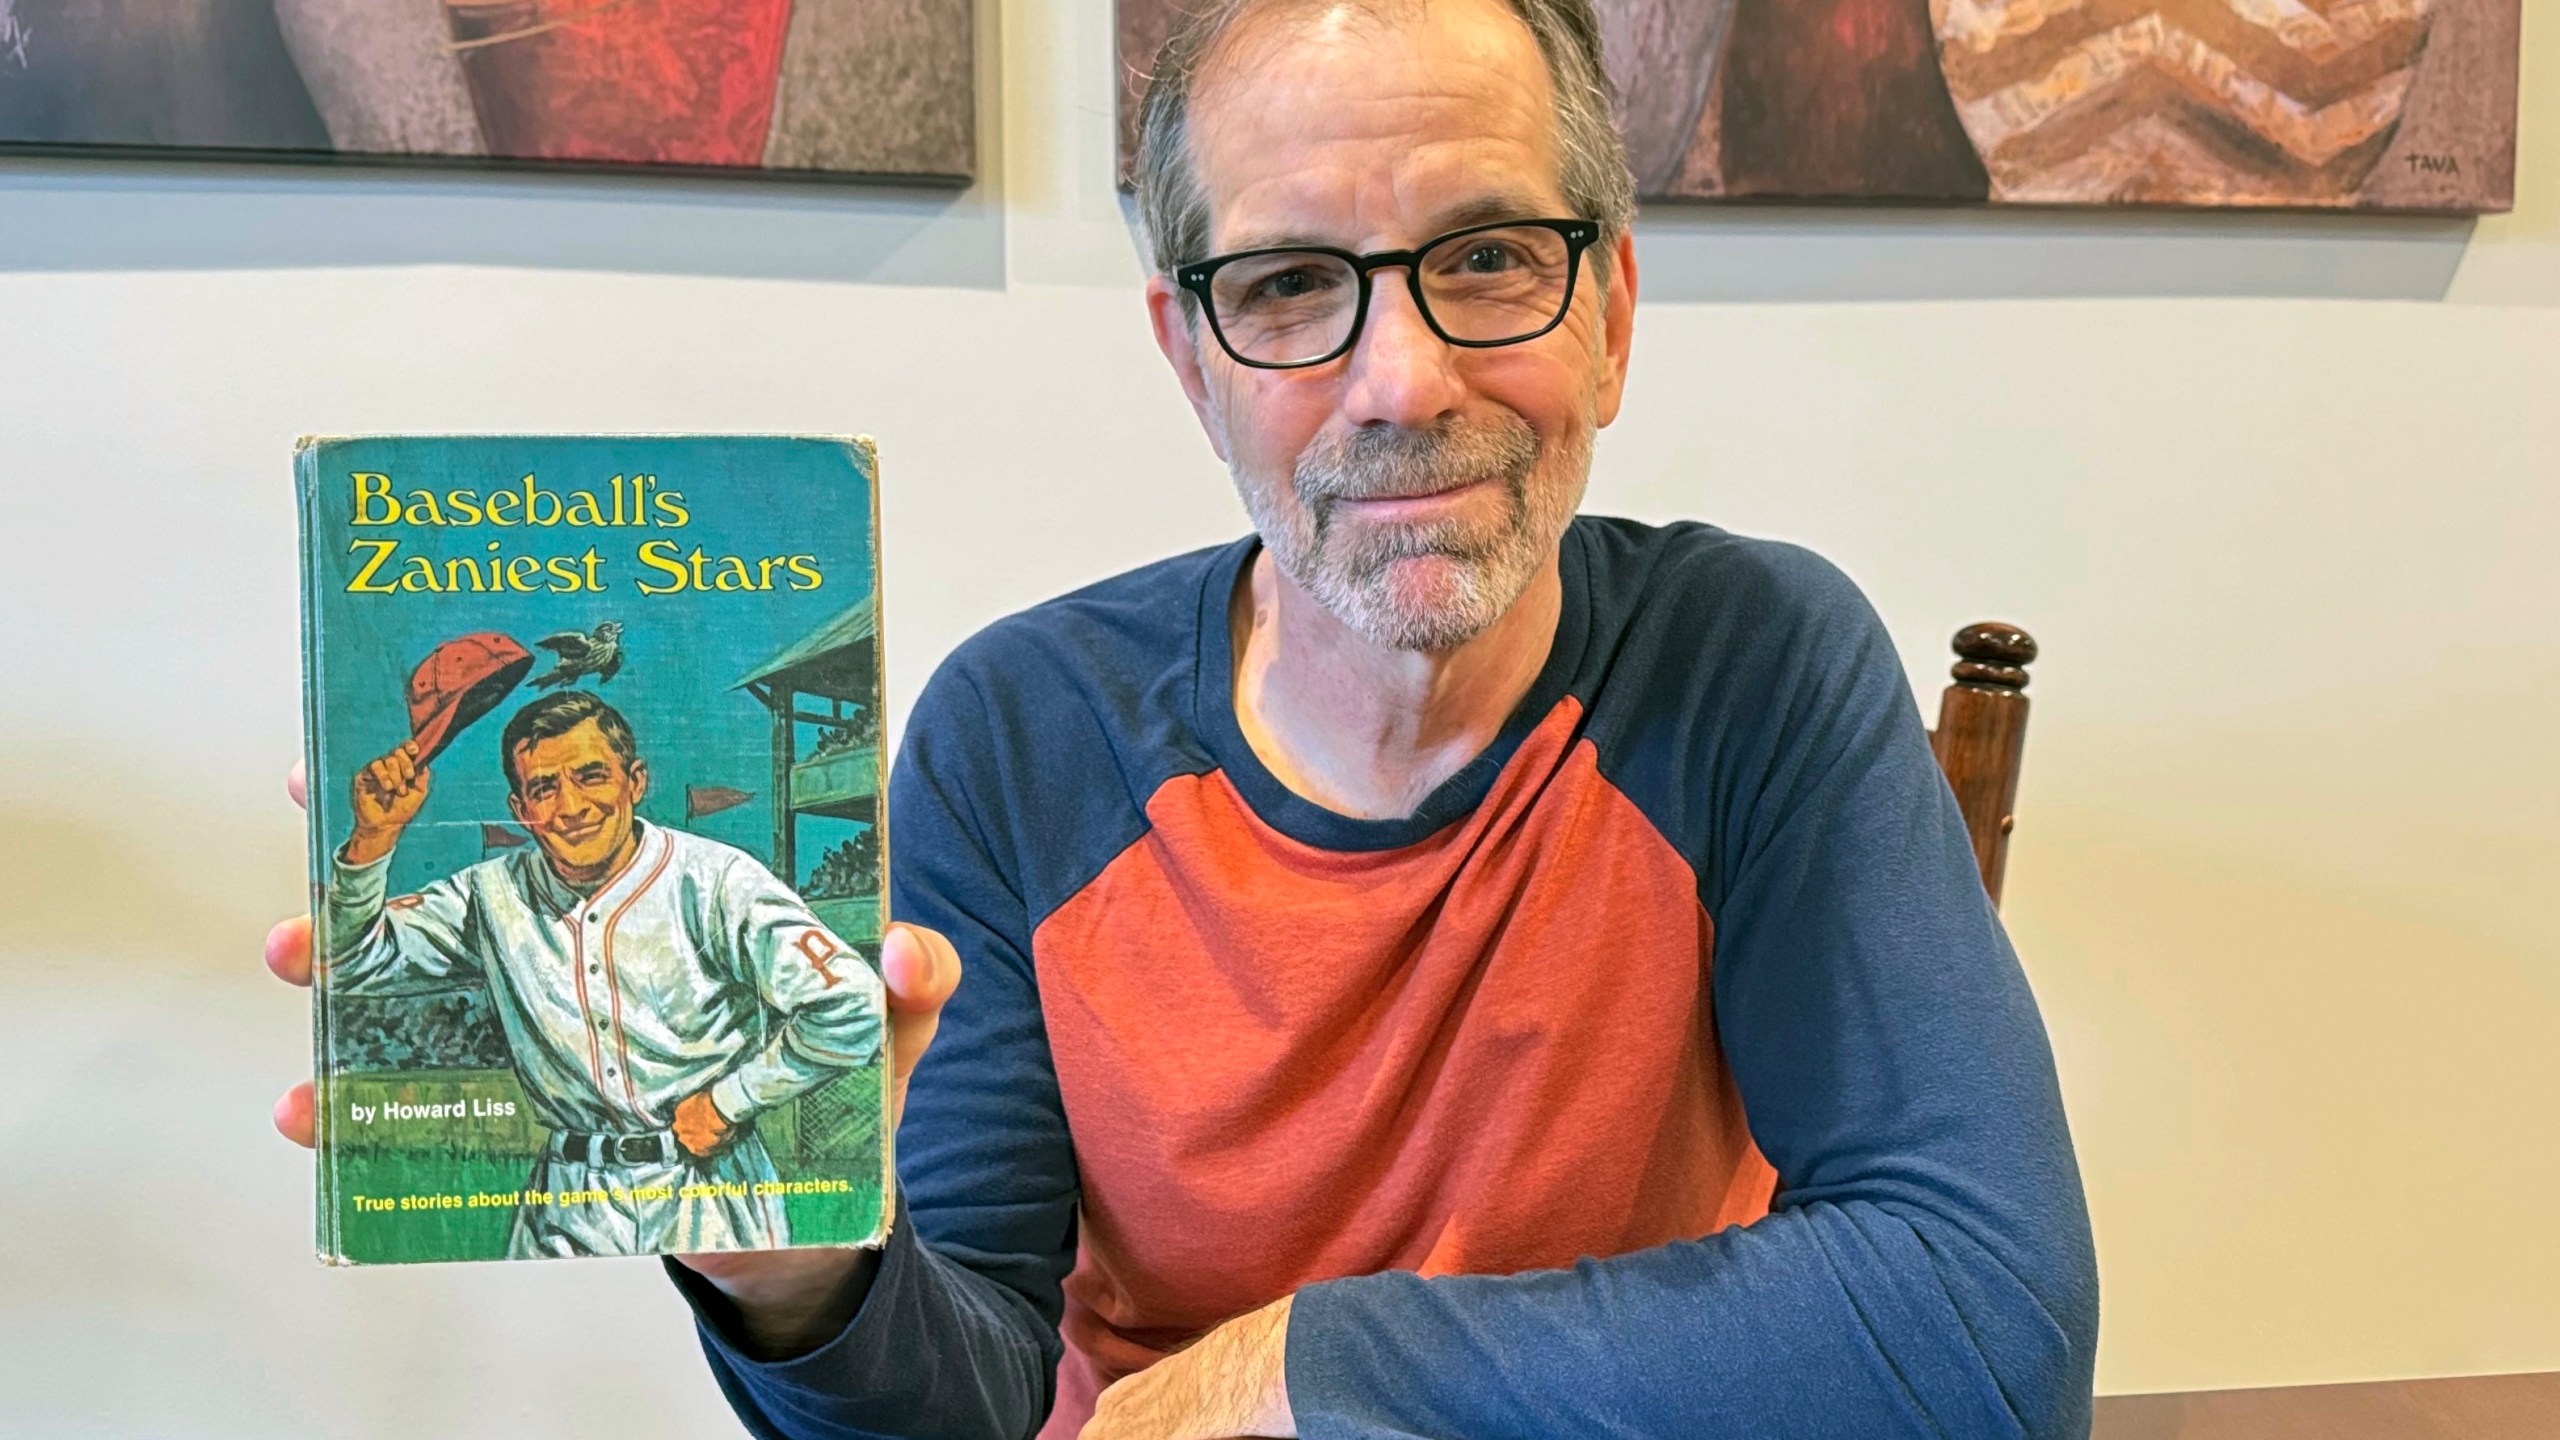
left=1293, top=416, right=1541, bottom=509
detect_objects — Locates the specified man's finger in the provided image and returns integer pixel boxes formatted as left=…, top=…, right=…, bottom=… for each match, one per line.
left=881, top=922, right=961, bottom=1014
left=275, top=1081, right=316, bottom=1148
left=266, top=914, right=314, bottom=986
left=288, top=759, right=308, bottom=810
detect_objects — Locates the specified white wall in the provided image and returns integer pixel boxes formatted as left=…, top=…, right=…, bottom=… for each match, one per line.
left=1, top=1, right=2553, bottom=1433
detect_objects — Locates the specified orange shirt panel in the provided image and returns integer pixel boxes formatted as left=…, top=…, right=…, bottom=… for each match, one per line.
left=1030, top=700, right=1777, bottom=1410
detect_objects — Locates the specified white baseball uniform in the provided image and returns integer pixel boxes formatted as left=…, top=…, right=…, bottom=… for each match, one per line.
left=325, top=820, right=886, bottom=1257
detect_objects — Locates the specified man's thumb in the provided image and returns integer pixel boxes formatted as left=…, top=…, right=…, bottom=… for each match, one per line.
left=881, top=924, right=960, bottom=1125
left=881, top=922, right=961, bottom=1015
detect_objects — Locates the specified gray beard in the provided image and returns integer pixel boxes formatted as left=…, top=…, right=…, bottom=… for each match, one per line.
left=1239, top=413, right=1579, bottom=652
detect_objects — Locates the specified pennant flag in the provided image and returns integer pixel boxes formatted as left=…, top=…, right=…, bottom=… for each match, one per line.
left=480, top=823, right=529, bottom=853
left=687, top=784, right=754, bottom=820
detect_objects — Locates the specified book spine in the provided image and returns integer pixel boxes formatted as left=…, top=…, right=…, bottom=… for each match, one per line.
left=857, top=435, right=896, bottom=1247
left=294, top=439, right=344, bottom=1265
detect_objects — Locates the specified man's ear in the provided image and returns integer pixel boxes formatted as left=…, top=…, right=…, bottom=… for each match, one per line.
left=1146, top=275, right=1230, bottom=464
left=1593, top=228, right=1638, bottom=430
left=506, top=790, right=526, bottom=825
left=626, top=758, right=649, bottom=806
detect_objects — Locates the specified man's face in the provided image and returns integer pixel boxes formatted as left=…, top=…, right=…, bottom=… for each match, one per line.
left=1150, top=0, right=1636, bottom=651
left=506, top=719, right=648, bottom=876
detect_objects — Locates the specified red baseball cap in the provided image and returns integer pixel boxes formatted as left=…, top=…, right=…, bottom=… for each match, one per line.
left=405, top=633, right=535, bottom=765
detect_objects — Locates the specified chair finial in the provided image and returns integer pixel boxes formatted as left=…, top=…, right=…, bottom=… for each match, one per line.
left=1951, top=622, right=2036, bottom=691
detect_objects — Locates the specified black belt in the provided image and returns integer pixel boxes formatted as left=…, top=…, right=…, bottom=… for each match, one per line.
left=550, top=1130, right=673, bottom=1167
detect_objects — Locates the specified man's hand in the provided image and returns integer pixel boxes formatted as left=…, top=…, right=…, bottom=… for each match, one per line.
left=267, top=761, right=320, bottom=1146
left=671, top=1089, right=734, bottom=1158
left=1081, top=1295, right=1296, bottom=1440
left=345, top=739, right=429, bottom=866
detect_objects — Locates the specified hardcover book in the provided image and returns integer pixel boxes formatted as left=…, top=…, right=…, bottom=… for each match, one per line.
left=295, top=435, right=892, bottom=1265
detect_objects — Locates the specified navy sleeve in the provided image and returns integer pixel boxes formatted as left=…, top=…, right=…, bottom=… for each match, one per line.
left=675, top=662, right=1081, bottom=1440
left=1286, top=539, right=2099, bottom=1438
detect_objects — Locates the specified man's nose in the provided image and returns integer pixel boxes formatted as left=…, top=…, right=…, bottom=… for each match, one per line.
left=1338, top=275, right=1465, bottom=431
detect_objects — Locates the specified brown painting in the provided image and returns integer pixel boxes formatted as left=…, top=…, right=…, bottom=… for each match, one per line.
left=0, top=0, right=974, bottom=181
left=1115, top=0, right=2517, bottom=212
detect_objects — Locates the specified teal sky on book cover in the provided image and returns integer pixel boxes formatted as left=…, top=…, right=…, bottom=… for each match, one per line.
left=298, top=435, right=891, bottom=1265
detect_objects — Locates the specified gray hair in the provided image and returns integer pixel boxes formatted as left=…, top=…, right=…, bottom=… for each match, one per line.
left=1133, top=0, right=1636, bottom=293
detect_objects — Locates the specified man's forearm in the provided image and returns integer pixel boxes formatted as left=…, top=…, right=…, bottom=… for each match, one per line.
left=320, top=845, right=396, bottom=963
left=672, top=1208, right=1064, bottom=1440
left=1285, top=1193, right=2094, bottom=1440
left=1083, top=1295, right=1294, bottom=1440
left=319, top=846, right=478, bottom=994
left=706, top=1013, right=877, bottom=1125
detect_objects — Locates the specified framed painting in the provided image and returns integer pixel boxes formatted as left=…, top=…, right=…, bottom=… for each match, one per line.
left=0, top=0, right=974, bottom=182
left=1115, top=0, right=2517, bottom=213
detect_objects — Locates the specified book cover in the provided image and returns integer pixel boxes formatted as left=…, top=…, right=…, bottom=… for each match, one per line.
left=295, top=435, right=892, bottom=1265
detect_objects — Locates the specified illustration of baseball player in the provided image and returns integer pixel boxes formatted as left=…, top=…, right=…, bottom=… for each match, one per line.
left=323, top=680, right=885, bottom=1258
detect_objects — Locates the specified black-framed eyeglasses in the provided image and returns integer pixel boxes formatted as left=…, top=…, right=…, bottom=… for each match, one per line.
left=1176, top=217, right=1601, bottom=370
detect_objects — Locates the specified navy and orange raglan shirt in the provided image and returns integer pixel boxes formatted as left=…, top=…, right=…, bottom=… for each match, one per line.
left=670, top=517, right=2100, bottom=1440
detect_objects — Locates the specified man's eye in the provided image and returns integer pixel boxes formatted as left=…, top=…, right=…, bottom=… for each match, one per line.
left=1249, top=266, right=1336, bottom=302
left=1462, top=243, right=1518, bottom=273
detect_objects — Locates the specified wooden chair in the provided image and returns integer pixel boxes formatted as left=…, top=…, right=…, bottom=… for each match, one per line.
left=1928, top=623, right=2037, bottom=907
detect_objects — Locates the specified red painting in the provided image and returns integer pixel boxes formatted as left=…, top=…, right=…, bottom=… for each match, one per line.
left=0, top=0, right=975, bottom=181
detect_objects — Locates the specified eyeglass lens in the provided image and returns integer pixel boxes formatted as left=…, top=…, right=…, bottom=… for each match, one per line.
left=1208, top=224, right=1576, bottom=366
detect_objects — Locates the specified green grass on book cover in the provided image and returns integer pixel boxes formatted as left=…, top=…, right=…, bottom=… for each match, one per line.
left=296, top=435, right=894, bottom=1265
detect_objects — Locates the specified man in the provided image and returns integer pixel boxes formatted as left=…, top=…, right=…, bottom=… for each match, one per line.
left=269, top=0, right=2095, bottom=1432
left=321, top=690, right=886, bottom=1257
